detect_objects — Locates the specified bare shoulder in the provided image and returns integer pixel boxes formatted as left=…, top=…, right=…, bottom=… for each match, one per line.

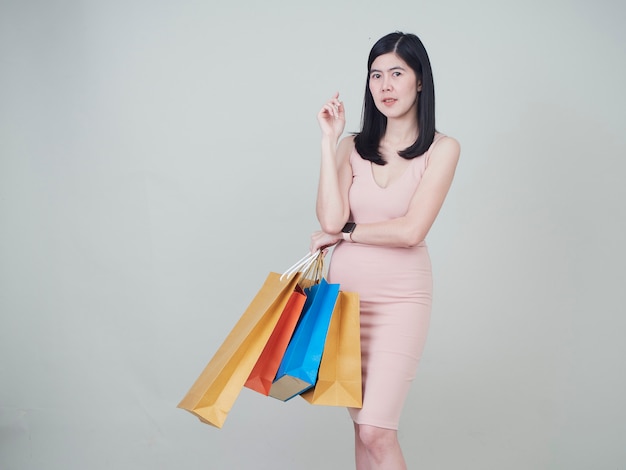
left=431, top=135, right=460, bottom=165
left=435, top=135, right=460, bottom=156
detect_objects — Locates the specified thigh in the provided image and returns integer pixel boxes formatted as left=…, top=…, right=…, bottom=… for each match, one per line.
left=349, top=299, right=431, bottom=429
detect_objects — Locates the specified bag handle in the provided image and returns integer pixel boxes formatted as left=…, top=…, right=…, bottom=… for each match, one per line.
left=281, top=250, right=321, bottom=281
left=302, top=250, right=325, bottom=283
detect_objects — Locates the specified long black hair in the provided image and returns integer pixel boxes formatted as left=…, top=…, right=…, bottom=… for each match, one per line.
left=354, top=32, right=436, bottom=165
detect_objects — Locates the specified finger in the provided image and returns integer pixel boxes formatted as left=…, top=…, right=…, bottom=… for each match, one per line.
left=319, top=104, right=333, bottom=115
left=323, top=94, right=341, bottom=117
left=333, top=101, right=345, bottom=119
left=331, top=101, right=343, bottom=118
left=318, top=106, right=335, bottom=121
left=322, top=104, right=339, bottom=119
left=311, top=241, right=324, bottom=254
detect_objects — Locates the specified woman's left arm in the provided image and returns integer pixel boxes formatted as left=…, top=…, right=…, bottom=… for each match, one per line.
left=349, top=136, right=460, bottom=247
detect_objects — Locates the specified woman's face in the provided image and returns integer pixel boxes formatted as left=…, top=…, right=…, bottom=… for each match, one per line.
left=368, top=52, right=421, bottom=120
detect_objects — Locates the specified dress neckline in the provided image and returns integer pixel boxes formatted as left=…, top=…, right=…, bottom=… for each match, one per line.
left=368, top=159, right=413, bottom=190
left=367, top=132, right=445, bottom=189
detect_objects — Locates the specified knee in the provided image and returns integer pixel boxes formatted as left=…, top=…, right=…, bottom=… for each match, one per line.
left=357, top=424, right=398, bottom=456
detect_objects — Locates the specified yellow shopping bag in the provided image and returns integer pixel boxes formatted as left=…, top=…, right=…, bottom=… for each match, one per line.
left=301, top=291, right=362, bottom=408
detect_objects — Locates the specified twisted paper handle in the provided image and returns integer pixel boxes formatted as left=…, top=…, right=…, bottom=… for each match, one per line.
left=280, top=250, right=322, bottom=281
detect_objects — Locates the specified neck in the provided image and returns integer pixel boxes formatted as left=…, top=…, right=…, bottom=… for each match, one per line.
left=383, top=117, right=419, bottom=148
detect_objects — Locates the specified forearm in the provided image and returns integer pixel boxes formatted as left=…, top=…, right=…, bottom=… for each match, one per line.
left=350, top=216, right=431, bottom=248
left=315, top=136, right=349, bottom=233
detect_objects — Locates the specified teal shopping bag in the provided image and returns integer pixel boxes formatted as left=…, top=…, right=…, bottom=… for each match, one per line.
left=269, top=278, right=340, bottom=401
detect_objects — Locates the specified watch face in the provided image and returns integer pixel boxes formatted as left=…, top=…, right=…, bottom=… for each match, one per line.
left=342, top=222, right=356, bottom=233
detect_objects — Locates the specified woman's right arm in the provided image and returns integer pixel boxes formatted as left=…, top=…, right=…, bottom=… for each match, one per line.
left=315, top=93, right=354, bottom=234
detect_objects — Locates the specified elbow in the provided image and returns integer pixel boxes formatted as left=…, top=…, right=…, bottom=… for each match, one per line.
left=319, top=219, right=345, bottom=235
left=402, top=229, right=427, bottom=248
left=316, top=207, right=347, bottom=234
left=398, top=217, right=430, bottom=247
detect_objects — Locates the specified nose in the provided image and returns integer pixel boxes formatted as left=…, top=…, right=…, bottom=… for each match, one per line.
left=382, top=76, right=391, bottom=92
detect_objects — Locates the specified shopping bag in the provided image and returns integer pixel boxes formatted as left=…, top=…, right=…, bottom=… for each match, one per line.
left=177, top=251, right=322, bottom=428
left=301, top=291, right=362, bottom=407
left=269, top=278, right=340, bottom=401
left=244, top=285, right=307, bottom=395
left=177, top=271, right=301, bottom=428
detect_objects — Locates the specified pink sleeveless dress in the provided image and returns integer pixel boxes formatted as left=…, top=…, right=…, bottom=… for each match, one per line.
left=327, top=134, right=445, bottom=430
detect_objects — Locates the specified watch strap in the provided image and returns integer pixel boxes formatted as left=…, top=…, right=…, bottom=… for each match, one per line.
left=341, top=222, right=356, bottom=242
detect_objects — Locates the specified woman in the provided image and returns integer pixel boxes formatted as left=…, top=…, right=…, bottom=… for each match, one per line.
left=310, top=32, right=460, bottom=469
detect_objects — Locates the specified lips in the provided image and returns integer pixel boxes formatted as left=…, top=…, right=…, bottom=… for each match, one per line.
left=382, top=98, right=397, bottom=106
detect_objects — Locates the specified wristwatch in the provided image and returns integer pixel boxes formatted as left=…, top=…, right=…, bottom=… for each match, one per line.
left=341, top=222, right=356, bottom=242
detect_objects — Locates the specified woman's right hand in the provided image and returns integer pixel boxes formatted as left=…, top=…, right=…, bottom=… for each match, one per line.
left=310, top=230, right=342, bottom=255
left=317, top=92, right=345, bottom=140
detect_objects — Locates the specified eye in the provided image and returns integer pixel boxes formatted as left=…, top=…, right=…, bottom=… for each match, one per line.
left=370, top=73, right=381, bottom=79
left=393, top=71, right=402, bottom=77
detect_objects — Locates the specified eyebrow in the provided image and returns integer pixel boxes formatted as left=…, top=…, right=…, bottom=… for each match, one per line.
left=370, top=66, right=406, bottom=73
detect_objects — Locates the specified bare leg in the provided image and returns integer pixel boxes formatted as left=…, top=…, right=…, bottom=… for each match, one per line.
left=355, top=423, right=407, bottom=470
left=354, top=423, right=372, bottom=470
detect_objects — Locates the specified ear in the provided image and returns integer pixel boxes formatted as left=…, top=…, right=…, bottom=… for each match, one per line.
left=417, top=79, right=423, bottom=92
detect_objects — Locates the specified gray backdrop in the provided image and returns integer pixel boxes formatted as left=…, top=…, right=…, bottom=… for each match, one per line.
left=1, top=1, right=625, bottom=469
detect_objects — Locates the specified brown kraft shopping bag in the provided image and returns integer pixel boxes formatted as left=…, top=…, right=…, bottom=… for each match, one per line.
left=177, top=271, right=303, bottom=428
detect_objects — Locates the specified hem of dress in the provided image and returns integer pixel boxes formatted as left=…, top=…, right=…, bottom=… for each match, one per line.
left=349, top=411, right=399, bottom=431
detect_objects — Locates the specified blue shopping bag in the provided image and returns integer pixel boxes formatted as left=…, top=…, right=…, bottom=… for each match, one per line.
left=269, top=278, right=340, bottom=401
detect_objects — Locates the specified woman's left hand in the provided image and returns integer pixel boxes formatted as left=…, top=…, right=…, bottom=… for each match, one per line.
left=310, top=230, right=342, bottom=254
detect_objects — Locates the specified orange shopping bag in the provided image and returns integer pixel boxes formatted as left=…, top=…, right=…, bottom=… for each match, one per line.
left=244, top=285, right=306, bottom=395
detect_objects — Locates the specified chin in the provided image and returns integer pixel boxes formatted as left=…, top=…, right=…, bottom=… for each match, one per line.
left=376, top=106, right=413, bottom=120
left=380, top=110, right=407, bottom=120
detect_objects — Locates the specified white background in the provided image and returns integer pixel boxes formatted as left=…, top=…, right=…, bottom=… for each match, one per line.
left=1, top=0, right=625, bottom=469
